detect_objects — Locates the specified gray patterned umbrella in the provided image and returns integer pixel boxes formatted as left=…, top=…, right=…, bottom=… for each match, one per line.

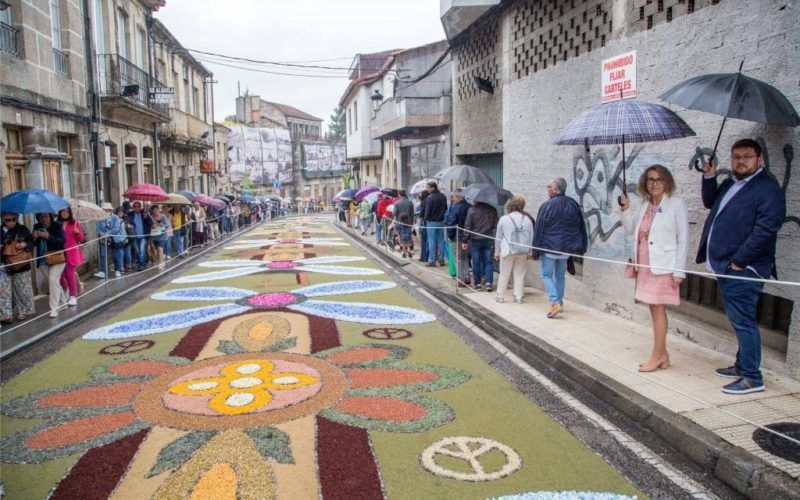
left=434, top=165, right=494, bottom=187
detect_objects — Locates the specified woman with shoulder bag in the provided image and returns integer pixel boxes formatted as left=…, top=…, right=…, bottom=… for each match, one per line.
left=620, top=165, right=689, bottom=372
left=494, top=196, right=535, bottom=304
left=33, top=213, right=69, bottom=318
left=1, top=213, right=36, bottom=322
left=58, top=207, right=85, bottom=306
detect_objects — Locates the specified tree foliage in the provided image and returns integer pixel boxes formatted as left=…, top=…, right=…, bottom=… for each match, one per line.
left=325, top=106, right=345, bottom=143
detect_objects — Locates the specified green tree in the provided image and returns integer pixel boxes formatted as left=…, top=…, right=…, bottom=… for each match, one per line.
left=325, top=106, right=345, bottom=143
left=241, top=172, right=253, bottom=190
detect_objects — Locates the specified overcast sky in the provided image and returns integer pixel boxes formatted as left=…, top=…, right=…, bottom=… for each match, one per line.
left=154, top=0, right=446, bottom=130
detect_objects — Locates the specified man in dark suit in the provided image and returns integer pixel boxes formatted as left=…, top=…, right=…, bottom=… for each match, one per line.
left=696, top=139, right=786, bottom=395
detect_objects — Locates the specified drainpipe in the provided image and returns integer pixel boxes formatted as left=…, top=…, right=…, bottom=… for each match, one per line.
left=82, top=0, right=100, bottom=204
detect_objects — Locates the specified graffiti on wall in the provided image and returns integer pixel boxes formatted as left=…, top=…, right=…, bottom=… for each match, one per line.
left=687, top=137, right=798, bottom=229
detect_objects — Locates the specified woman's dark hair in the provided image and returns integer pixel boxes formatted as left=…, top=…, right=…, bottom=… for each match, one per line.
left=36, top=213, right=55, bottom=225
left=58, top=207, right=75, bottom=223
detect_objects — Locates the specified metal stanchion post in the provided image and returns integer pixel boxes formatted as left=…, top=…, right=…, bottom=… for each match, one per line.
left=455, top=229, right=460, bottom=295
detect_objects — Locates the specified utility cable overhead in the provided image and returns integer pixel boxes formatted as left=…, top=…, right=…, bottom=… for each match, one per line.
left=194, top=57, right=350, bottom=78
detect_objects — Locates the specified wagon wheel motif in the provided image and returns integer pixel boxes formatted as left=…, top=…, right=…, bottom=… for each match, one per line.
left=99, top=340, right=155, bottom=355
left=362, top=327, right=412, bottom=340
left=420, top=436, right=522, bottom=481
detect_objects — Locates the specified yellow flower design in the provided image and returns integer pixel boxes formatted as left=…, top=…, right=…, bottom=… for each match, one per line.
left=169, top=360, right=319, bottom=415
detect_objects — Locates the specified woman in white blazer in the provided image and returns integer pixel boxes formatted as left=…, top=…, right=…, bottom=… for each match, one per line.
left=620, top=165, right=689, bottom=372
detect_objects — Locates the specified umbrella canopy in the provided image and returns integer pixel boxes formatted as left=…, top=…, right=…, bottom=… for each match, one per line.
left=461, top=183, right=513, bottom=208
left=177, top=190, right=197, bottom=201
left=555, top=98, right=696, bottom=197
left=660, top=64, right=800, bottom=166
left=165, top=193, right=192, bottom=205
left=194, top=194, right=225, bottom=210
left=221, top=192, right=236, bottom=199
left=0, top=189, right=69, bottom=214
left=354, top=185, right=379, bottom=201
left=363, top=191, right=381, bottom=205
left=434, top=165, right=494, bottom=187
left=124, top=183, right=169, bottom=202
left=410, top=178, right=435, bottom=197
left=67, top=198, right=107, bottom=221
left=214, top=194, right=232, bottom=203
left=380, top=188, right=398, bottom=198
left=334, top=189, right=358, bottom=201
left=240, top=194, right=257, bottom=203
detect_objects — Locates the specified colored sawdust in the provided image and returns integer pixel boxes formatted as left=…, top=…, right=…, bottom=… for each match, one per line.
left=326, top=347, right=392, bottom=365
left=200, top=312, right=309, bottom=359
left=345, top=368, right=438, bottom=389
left=35, top=382, right=142, bottom=408
left=336, top=396, right=427, bottom=422
left=109, top=427, right=188, bottom=500
left=154, top=430, right=277, bottom=499
left=189, top=463, right=237, bottom=500
left=271, top=416, right=320, bottom=499
left=26, top=412, right=137, bottom=450
left=109, top=360, right=176, bottom=377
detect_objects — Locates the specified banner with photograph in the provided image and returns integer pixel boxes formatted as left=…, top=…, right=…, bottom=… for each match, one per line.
left=226, top=123, right=293, bottom=184
left=301, top=143, right=347, bottom=178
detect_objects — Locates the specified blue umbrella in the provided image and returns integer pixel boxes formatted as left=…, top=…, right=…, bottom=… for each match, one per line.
left=240, top=194, right=257, bottom=202
left=555, top=98, right=695, bottom=200
left=1, top=188, right=70, bottom=214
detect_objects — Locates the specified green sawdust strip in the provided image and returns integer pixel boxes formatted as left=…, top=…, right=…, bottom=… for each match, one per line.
left=265, top=337, right=297, bottom=352
left=320, top=395, right=455, bottom=433
left=217, top=340, right=246, bottom=355
left=243, top=426, right=294, bottom=464
left=148, top=431, right=217, bottom=477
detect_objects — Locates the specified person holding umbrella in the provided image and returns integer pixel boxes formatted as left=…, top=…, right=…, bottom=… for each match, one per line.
left=1, top=213, right=35, bottom=322
left=620, top=166, right=689, bottom=372
left=697, top=139, right=786, bottom=394
left=532, top=178, right=587, bottom=318
left=57, top=207, right=85, bottom=306
left=424, top=181, right=448, bottom=267
left=462, top=200, right=499, bottom=291
left=33, top=213, right=68, bottom=318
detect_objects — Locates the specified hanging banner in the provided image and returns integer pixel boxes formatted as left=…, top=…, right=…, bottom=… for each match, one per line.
left=601, top=50, right=637, bottom=102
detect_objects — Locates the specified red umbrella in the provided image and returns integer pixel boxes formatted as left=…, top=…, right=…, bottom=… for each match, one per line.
left=123, top=183, right=169, bottom=202
left=194, top=194, right=225, bottom=210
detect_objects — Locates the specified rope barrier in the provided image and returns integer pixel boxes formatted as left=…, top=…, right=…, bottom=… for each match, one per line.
left=335, top=207, right=800, bottom=447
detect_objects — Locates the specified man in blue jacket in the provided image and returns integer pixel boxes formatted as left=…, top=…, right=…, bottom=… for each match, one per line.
left=532, top=177, right=587, bottom=318
left=445, top=189, right=471, bottom=285
left=697, top=139, right=786, bottom=395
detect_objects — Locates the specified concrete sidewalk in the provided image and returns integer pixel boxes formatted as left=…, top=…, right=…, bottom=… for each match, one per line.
left=338, top=221, right=800, bottom=498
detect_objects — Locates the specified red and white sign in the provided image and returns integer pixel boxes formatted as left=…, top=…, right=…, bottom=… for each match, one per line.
left=601, top=50, right=637, bottom=102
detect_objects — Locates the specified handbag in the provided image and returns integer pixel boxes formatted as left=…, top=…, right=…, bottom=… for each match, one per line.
left=625, top=258, right=638, bottom=279
left=45, top=250, right=66, bottom=266
left=3, top=240, right=33, bottom=272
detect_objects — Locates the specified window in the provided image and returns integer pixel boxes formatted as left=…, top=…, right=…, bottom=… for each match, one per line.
left=4, top=127, right=26, bottom=193
left=353, top=101, right=358, bottom=131
left=117, top=9, right=128, bottom=59
left=135, top=27, right=145, bottom=67
left=183, top=77, right=190, bottom=113
left=347, top=108, right=352, bottom=135
left=50, top=0, right=62, bottom=50
left=44, top=160, right=64, bottom=195
left=193, top=86, right=200, bottom=117
left=92, top=0, right=105, bottom=54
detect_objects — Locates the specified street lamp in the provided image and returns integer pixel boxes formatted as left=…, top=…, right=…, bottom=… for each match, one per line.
left=370, top=90, right=383, bottom=113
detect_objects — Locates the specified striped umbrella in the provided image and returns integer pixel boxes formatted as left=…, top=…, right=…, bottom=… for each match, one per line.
left=123, top=183, right=169, bottom=202
left=555, top=98, right=695, bottom=198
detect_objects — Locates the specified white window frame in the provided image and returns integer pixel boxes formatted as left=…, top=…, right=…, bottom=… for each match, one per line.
left=50, top=0, right=62, bottom=50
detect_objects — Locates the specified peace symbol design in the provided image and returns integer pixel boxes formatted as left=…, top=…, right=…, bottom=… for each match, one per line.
left=99, top=340, right=155, bottom=355
left=362, top=327, right=413, bottom=340
left=420, top=436, right=522, bottom=481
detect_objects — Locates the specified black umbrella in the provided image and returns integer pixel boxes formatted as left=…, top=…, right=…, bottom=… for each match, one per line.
left=660, top=61, right=800, bottom=169
left=380, top=188, right=398, bottom=197
left=460, top=183, right=513, bottom=208
left=215, top=194, right=231, bottom=203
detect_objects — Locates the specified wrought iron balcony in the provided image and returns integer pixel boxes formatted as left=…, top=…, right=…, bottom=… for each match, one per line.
left=53, top=48, right=69, bottom=76
left=97, top=53, right=165, bottom=113
left=0, top=21, right=19, bottom=57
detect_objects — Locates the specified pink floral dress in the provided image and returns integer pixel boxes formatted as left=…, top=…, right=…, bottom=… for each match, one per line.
left=635, top=204, right=680, bottom=306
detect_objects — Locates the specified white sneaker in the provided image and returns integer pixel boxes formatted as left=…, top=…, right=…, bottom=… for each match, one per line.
left=115, top=271, right=122, bottom=278
left=94, top=272, right=106, bottom=279
left=49, top=310, right=58, bottom=318
left=67, top=296, right=78, bottom=306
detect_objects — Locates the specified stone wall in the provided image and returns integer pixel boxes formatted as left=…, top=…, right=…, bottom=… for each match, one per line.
left=498, top=0, right=800, bottom=373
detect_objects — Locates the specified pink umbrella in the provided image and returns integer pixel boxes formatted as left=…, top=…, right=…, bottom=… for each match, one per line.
left=194, top=194, right=226, bottom=210
left=123, top=183, right=169, bottom=202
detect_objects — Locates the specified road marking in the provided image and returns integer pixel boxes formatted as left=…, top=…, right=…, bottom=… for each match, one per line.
left=415, top=288, right=717, bottom=499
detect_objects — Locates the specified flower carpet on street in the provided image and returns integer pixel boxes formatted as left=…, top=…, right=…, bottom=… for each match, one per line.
left=0, top=216, right=642, bottom=499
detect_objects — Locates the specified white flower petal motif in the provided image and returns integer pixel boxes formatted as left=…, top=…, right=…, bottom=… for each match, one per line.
left=198, top=260, right=265, bottom=268
left=296, top=256, right=367, bottom=265
left=298, top=265, right=384, bottom=276
left=226, top=393, right=255, bottom=407
left=293, top=280, right=396, bottom=297
left=288, top=300, right=436, bottom=324
left=172, top=267, right=266, bottom=284
left=151, top=287, right=256, bottom=301
left=82, top=304, right=250, bottom=340
left=224, top=239, right=280, bottom=250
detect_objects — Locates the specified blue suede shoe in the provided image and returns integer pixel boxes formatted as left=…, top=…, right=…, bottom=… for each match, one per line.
left=715, top=366, right=740, bottom=379
left=722, top=378, right=765, bottom=395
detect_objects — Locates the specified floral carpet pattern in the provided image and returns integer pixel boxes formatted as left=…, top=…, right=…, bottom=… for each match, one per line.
left=0, top=216, right=642, bottom=499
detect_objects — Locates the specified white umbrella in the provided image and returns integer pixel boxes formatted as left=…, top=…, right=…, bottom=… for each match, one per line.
left=68, top=198, right=107, bottom=222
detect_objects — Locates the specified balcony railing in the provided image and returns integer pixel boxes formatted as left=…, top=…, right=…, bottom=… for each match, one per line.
left=0, top=21, right=19, bottom=57
left=371, top=96, right=451, bottom=139
left=97, top=53, right=166, bottom=113
left=53, top=48, right=69, bottom=76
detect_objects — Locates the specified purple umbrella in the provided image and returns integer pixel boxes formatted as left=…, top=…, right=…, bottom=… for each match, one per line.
left=354, top=185, right=380, bottom=202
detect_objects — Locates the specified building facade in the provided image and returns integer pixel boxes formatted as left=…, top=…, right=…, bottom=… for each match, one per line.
left=151, top=18, right=213, bottom=195
left=211, top=122, right=231, bottom=193
left=444, top=0, right=800, bottom=374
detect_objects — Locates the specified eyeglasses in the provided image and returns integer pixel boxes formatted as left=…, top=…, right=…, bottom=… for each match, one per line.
left=646, top=178, right=664, bottom=185
left=732, top=154, right=759, bottom=163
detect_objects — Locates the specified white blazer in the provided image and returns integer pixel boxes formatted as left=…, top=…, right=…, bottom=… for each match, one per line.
left=622, top=195, right=689, bottom=278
